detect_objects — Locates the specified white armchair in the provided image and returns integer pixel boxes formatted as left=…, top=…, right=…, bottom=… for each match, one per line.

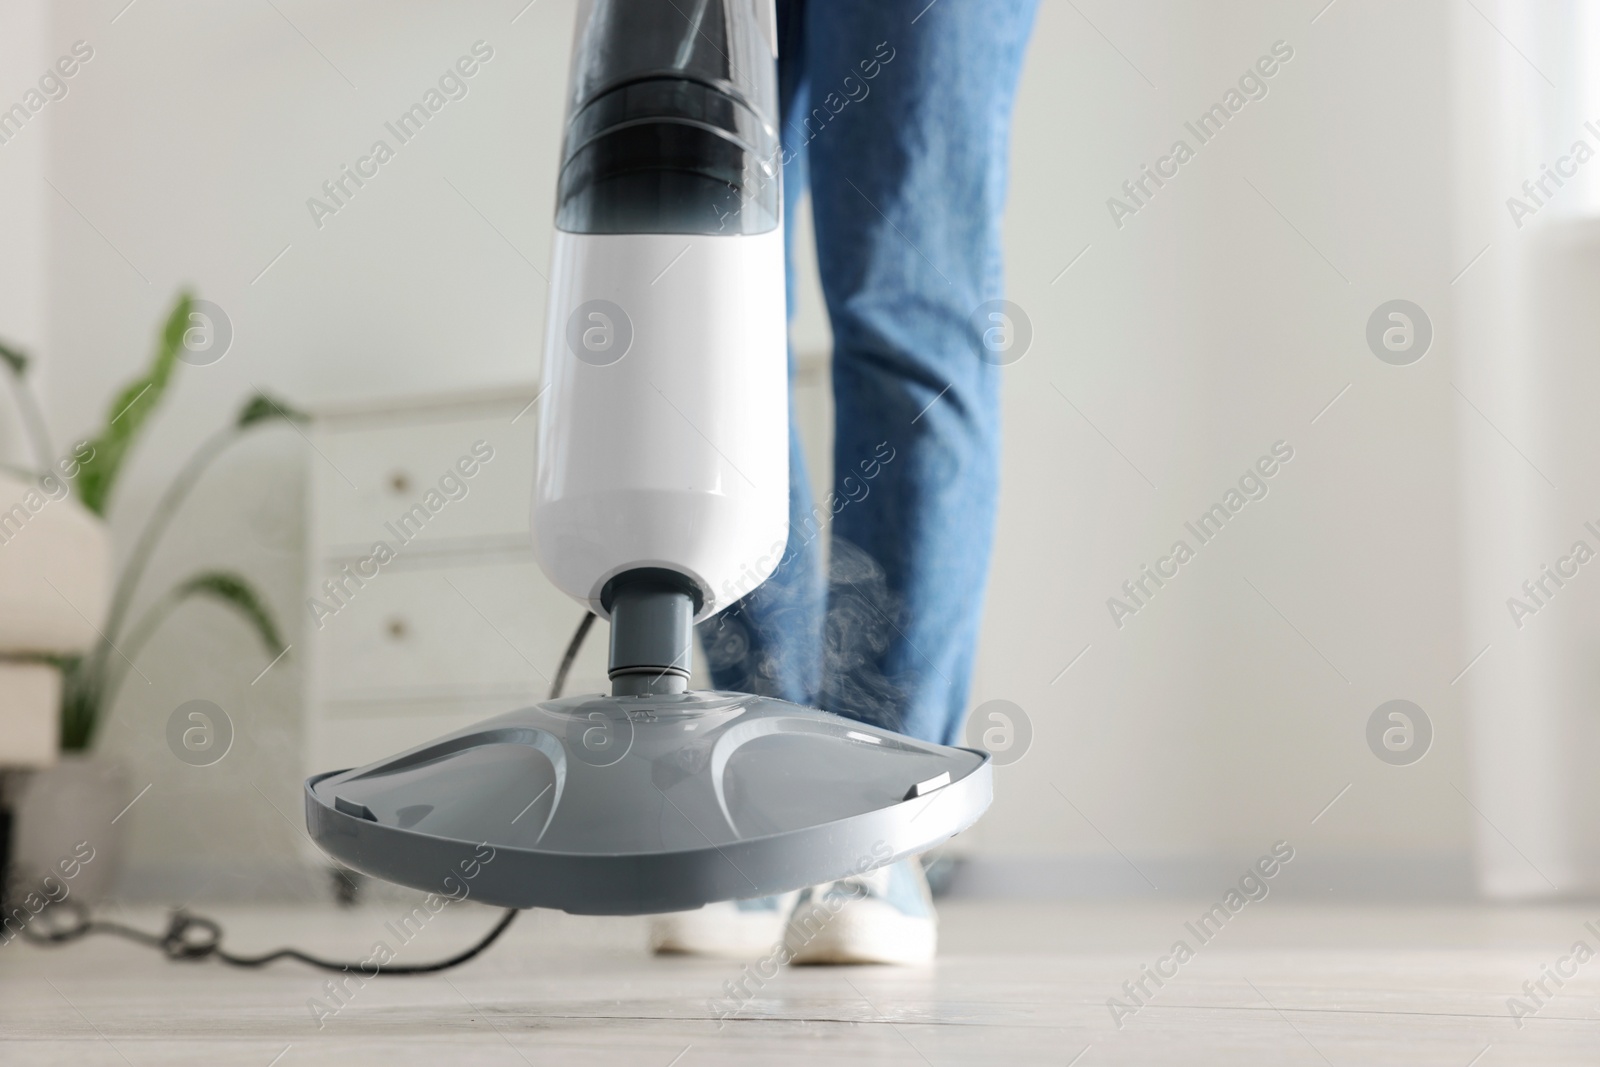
left=0, top=470, right=111, bottom=766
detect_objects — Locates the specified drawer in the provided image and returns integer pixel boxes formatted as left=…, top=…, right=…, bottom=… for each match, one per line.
left=312, top=413, right=538, bottom=555
left=306, top=558, right=605, bottom=700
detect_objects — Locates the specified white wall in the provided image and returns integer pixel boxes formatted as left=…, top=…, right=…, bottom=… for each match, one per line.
left=0, top=0, right=50, bottom=464
left=1451, top=0, right=1600, bottom=898
left=961, top=0, right=1467, bottom=893
left=34, top=0, right=1483, bottom=900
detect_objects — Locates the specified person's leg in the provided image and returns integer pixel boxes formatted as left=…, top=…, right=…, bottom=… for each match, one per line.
left=697, top=0, right=824, bottom=706
left=805, top=0, right=1038, bottom=745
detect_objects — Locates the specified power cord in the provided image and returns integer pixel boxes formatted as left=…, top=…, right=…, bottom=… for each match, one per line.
left=16, top=610, right=598, bottom=975
left=20, top=901, right=520, bottom=974
left=549, top=610, right=596, bottom=703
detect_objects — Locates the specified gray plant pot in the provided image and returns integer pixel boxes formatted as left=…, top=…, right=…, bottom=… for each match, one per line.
left=10, top=753, right=127, bottom=907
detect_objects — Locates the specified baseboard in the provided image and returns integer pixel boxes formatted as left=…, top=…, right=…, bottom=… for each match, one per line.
left=939, top=851, right=1479, bottom=901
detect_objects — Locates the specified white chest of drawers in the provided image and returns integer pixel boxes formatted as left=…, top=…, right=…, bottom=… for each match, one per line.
left=301, top=385, right=608, bottom=782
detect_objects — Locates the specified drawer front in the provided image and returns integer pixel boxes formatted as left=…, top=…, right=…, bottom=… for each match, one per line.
left=313, top=413, right=538, bottom=555
left=307, top=559, right=605, bottom=700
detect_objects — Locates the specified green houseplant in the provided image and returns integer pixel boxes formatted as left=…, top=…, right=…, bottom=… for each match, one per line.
left=1, top=292, right=302, bottom=750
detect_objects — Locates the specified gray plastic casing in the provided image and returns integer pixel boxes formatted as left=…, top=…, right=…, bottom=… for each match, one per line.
left=305, top=691, right=991, bottom=915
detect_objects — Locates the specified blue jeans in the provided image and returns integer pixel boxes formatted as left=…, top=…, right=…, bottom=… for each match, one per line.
left=698, top=0, right=1038, bottom=746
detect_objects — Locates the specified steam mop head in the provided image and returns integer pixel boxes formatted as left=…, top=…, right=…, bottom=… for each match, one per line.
left=305, top=691, right=990, bottom=914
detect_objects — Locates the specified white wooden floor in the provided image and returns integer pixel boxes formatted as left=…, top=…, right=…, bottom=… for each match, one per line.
left=3, top=899, right=1598, bottom=1064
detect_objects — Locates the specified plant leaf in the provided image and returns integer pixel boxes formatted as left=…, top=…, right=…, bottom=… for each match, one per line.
left=53, top=655, right=98, bottom=752
left=0, top=339, right=29, bottom=377
left=79, top=572, right=285, bottom=752
left=74, top=292, right=193, bottom=516
left=173, top=570, right=287, bottom=656
left=237, top=391, right=309, bottom=430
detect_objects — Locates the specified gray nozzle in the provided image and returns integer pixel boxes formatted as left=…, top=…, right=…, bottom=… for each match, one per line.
left=605, top=570, right=697, bottom=696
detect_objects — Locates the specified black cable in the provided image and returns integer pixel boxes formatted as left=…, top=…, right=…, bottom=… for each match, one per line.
left=550, top=611, right=596, bottom=702
left=19, top=900, right=519, bottom=975
left=14, top=609, right=597, bottom=974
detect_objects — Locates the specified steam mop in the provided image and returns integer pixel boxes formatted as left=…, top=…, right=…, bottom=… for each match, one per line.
left=304, top=0, right=992, bottom=915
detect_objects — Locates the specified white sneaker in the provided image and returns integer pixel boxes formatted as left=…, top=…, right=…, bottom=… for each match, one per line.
left=782, top=858, right=937, bottom=966
left=649, top=893, right=799, bottom=958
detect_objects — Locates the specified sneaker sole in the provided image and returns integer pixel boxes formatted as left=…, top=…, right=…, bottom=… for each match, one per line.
left=650, top=910, right=788, bottom=959
left=784, top=900, right=936, bottom=966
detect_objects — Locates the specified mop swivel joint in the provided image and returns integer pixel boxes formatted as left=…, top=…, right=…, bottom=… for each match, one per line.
left=603, top=568, right=698, bottom=697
